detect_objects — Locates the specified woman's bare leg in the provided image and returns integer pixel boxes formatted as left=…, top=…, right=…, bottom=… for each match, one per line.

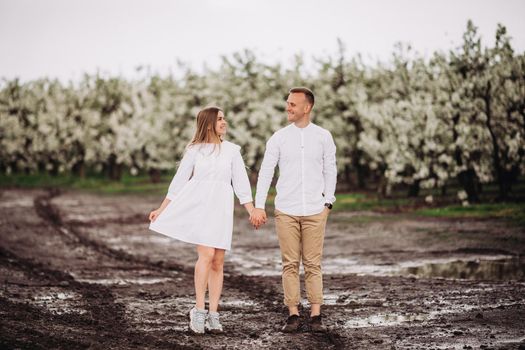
left=207, top=249, right=225, bottom=312
left=194, top=245, right=215, bottom=309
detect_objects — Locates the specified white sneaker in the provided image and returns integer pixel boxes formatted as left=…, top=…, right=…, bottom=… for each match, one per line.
left=189, top=307, right=207, bottom=334
left=205, top=311, right=223, bottom=334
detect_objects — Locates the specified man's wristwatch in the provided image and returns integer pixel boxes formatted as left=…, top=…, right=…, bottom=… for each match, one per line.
left=324, top=202, right=333, bottom=210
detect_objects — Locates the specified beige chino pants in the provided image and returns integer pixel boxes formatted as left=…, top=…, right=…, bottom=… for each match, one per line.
left=274, top=208, right=329, bottom=307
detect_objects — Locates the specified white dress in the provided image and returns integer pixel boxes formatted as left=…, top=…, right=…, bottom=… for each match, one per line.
left=149, top=141, right=252, bottom=250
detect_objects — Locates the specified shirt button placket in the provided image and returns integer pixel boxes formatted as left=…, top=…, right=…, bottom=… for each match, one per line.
left=300, top=129, right=305, bottom=216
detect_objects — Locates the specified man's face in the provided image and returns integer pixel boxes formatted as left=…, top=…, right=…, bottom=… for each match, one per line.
left=286, top=93, right=311, bottom=122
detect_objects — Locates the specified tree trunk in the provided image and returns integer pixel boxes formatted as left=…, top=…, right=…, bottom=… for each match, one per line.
left=407, top=180, right=420, bottom=197
left=483, top=83, right=507, bottom=200
left=107, top=154, right=122, bottom=181
left=452, top=110, right=479, bottom=203
left=350, top=149, right=367, bottom=190
left=72, top=161, right=85, bottom=178
left=49, top=159, right=60, bottom=176
left=377, top=166, right=391, bottom=198
left=149, top=169, right=161, bottom=183
left=457, top=169, right=479, bottom=202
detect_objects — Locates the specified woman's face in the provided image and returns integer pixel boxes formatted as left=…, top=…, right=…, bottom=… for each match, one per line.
left=215, top=111, right=227, bottom=136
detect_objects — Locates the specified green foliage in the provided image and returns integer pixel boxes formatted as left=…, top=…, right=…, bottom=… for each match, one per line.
left=417, top=202, right=525, bottom=226
left=0, top=173, right=169, bottom=195
left=333, top=193, right=412, bottom=211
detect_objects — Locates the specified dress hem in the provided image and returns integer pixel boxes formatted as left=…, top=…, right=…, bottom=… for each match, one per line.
left=149, top=227, right=231, bottom=251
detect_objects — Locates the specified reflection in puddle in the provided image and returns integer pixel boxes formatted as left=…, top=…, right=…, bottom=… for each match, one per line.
left=398, top=258, right=525, bottom=281
left=33, top=292, right=75, bottom=301
left=0, top=196, right=34, bottom=208
left=322, top=293, right=386, bottom=307
left=76, top=277, right=174, bottom=285
left=221, top=299, right=257, bottom=307
left=31, top=291, right=87, bottom=315
left=230, top=247, right=524, bottom=282
left=345, top=313, right=428, bottom=328
left=228, top=253, right=282, bottom=276
left=323, top=293, right=340, bottom=306
left=344, top=301, right=519, bottom=329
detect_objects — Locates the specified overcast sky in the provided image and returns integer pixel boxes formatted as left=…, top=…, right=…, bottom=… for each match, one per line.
left=1, top=0, right=524, bottom=82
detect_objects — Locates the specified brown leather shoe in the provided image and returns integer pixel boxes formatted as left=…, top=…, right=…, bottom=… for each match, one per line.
left=309, top=315, right=326, bottom=333
left=281, top=314, right=301, bottom=333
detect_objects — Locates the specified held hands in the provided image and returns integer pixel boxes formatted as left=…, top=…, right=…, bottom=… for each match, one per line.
left=249, top=208, right=267, bottom=229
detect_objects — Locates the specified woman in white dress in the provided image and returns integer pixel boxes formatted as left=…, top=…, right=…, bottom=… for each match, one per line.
left=148, top=106, right=255, bottom=334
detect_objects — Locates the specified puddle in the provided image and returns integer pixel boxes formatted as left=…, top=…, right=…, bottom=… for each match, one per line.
left=344, top=301, right=520, bottom=329
left=0, top=196, right=34, bottom=208
left=496, top=336, right=525, bottom=346
left=228, top=252, right=282, bottom=276
left=31, top=290, right=87, bottom=315
left=221, top=299, right=258, bottom=307
left=33, top=292, right=75, bottom=301
left=345, top=313, right=429, bottom=328
left=323, top=257, right=400, bottom=276
left=322, top=293, right=386, bottom=307
left=229, top=251, right=524, bottom=282
left=323, top=293, right=341, bottom=306
left=75, top=276, right=175, bottom=285
left=397, top=257, right=525, bottom=281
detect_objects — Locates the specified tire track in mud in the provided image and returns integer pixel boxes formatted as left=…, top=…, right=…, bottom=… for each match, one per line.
left=35, top=189, right=346, bottom=348
left=0, top=247, right=194, bottom=350
left=34, top=188, right=280, bottom=308
left=0, top=295, right=91, bottom=350
left=33, top=189, right=191, bottom=275
left=0, top=245, right=124, bottom=332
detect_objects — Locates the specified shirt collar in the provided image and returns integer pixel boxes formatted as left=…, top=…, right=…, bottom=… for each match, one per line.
left=291, top=122, right=312, bottom=130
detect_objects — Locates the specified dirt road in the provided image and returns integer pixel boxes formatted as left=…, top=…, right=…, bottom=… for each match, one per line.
left=1, top=188, right=524, bottom=349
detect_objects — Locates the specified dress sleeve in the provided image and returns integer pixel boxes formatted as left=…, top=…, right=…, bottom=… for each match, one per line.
left=231, top=147, right=253, bottom=205
left=166, top=147, right=197, bottom=201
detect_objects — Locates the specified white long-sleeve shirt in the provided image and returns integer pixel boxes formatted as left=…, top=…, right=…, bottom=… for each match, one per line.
left=255, top=122, right=337, bottom=216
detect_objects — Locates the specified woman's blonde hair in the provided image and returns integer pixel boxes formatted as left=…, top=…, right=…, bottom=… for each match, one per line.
left=189, top=106, right=223, bottom=146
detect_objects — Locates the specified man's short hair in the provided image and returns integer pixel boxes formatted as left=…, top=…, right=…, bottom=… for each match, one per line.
left=289, top=87, right=315, bottom=107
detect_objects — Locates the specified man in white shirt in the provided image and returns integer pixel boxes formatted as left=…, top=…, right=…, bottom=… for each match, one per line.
left=250, top=87, right=337, bottom=333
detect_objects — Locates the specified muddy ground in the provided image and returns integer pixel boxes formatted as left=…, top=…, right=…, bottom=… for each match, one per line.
left=0, top=188, right=524, bottom=349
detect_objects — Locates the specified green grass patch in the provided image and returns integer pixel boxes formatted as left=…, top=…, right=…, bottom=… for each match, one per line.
left=332, top=192, right=412, bottom=211
left=416, top=202, right=525, bottom=226
left=0, top=173, right=169, bottom=195
left=336, top=214, right=400, bottom=224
